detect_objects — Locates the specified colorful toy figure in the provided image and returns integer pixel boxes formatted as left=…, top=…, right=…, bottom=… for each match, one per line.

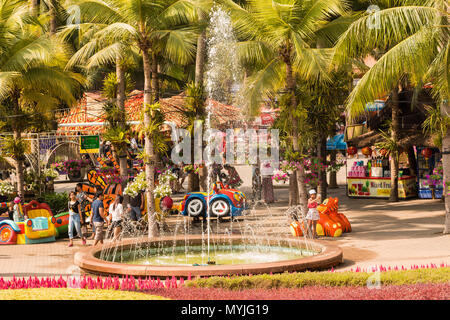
left=0, top=201, right=56, bottom=244
left=179, top=182, right=247, bottom=219
left=54, top=212, right=70, bottom=238
left=290, top=197, right=351, bottom=238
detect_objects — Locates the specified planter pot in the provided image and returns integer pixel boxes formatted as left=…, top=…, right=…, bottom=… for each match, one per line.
left=68, top=170, right=83, bottom=182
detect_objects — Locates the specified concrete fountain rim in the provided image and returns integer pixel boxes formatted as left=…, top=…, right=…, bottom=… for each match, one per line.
left=74, top=235, right=343, bottom=277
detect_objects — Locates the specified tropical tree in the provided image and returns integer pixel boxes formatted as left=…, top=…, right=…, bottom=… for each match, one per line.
left=0, top=0, right=83, bottom=197
left=220, top=0, right=350, bottom=213
left=65, top=0, right=198, bottom=237
left=333, top=0, right=449, bottom=229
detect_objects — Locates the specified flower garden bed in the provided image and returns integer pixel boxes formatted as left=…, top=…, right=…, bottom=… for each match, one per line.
left=0, top=266, right=448, bottom=300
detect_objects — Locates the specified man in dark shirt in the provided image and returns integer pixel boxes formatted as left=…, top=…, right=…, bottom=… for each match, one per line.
left=128, top=191, right=144, bottom=221
left=91, top=192, right=105, bottom=245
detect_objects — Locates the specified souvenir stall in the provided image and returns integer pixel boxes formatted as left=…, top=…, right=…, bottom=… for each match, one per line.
left=416, top=147, right=443, bottom=199
left=346, top=146, right=417, bottom=199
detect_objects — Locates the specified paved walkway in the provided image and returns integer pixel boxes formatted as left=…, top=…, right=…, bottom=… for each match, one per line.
left=0, top=169, right=449, bottom=276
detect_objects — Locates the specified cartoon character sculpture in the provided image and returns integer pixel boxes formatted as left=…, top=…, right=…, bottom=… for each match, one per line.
left=290, top=197, right=351, bottom=238
left=0, top=200, right=56, bottom=245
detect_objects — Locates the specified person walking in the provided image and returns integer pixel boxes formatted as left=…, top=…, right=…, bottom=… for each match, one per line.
left=68, top=191, right=87, bottom=247
left=76, top=183, right=93, bottom=240
left=128, top=191, right=144, bottom=221
left=91, top=192, right=106, bottom=246
left=108, top=195, right=124, bottom=242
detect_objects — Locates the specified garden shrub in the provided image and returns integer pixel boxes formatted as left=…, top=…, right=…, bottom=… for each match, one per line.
left=38, top=192, right=69, bottom=214
left=186, top=268, right=450, bottom=289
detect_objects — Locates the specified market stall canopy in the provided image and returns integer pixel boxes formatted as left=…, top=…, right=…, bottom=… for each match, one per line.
left=56, top=90, right=243, bottom=134
left=327, top=134, right=347, bottom=150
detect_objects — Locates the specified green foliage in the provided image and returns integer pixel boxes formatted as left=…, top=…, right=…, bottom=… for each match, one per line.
left=186, top=267, right=450, bottom=289
left=102, top=127, right=130, bottom=155
left=38, top=192, right=70, bottom=215
left=101, top=72, right=135, bottom=100
left=0, top=136, right=26, bottom=160
left=376, top=129, right=399, bottom=160
left=422, top=104, right=450, bottom=148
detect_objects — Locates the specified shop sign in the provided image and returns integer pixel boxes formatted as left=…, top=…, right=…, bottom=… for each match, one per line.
left=80, top=135, right=100, bottom=153
left=348, top=177, right=416, bottom=198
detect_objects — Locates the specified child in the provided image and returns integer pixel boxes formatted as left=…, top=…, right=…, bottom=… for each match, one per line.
left=13, top=197, right=25, bottom=222
left=306, top=189, right=321, bottom=238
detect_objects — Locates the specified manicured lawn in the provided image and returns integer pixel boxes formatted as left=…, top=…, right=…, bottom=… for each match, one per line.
left=0, top=288, right=169, bottom=300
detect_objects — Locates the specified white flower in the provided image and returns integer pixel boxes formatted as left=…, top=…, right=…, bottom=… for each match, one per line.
left=0, top=181, right=14, bottom=196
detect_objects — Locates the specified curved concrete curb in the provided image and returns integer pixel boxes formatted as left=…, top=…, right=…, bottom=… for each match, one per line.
left=75, top=235, right=343, bottom=277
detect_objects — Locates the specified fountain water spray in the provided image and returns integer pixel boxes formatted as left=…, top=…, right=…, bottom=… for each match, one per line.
left=204, top=6, right=241, bottom=263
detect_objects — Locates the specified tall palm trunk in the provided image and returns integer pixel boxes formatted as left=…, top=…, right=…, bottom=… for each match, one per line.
left=390, top=87, right=400, bottom=202
left=329, top=150, right=338, bottom=188
left=283, top=43, right=308, bottom=213
left=441, top=102, right=450, bottom=234
left=142, top=49, right=157, bottom=238
left=49, top=7, right=57, bottom=35
left=30, top=0, right=38, bottom=15
left=116, top=58, right=128, bottom=196
left=317, top=135, right=327, bottom=200
left=189, top=28, right=207, bottom=192
left=12, top=99, right=24, bottom=198
left=195, top=30, right=206, bottom=87
left=289, top=170, right=298, bottom=206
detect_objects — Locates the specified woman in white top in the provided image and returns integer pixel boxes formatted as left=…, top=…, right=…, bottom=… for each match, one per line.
left=108, top=195, right=124, bottom=242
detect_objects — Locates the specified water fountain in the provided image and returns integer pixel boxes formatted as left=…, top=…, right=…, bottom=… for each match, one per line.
left=74, top=7, right=343, bottom=277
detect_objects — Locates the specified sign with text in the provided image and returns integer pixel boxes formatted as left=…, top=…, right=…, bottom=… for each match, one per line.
left=347, top=177, right=417, bottom=198
left=80, top=135, right=100, bottom=153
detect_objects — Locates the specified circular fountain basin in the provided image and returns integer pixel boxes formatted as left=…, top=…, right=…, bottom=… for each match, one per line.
left=74, top=235, right=343, bottom=277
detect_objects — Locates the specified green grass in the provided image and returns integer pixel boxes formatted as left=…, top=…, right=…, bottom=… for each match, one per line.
left=0, top=288, right=169, bottom=300
left=185, top=267, right=450, bottom=290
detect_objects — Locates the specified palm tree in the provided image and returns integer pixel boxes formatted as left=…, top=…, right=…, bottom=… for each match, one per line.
left=0, top=0, right=84, bottom=197
left=67, top=0, right=198, bottom=237
left=220, top=0, right=350, bottom=213
left=333, top=0, right=449, bottom=230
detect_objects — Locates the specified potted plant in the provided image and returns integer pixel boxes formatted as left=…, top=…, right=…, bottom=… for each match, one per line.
left=425, top=164, right=443, bottom=199
left=55, top=159, right=90, bottom=182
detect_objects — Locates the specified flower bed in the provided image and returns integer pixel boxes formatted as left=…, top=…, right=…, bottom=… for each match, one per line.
left=0, top=267, right=448, bottom=300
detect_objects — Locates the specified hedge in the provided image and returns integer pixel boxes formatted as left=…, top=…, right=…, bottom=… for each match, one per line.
left=185, top=267, right=450, bottom=290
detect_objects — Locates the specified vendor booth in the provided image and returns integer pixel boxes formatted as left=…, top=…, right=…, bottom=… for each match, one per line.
left=346, top=146, right=417, bottom=199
